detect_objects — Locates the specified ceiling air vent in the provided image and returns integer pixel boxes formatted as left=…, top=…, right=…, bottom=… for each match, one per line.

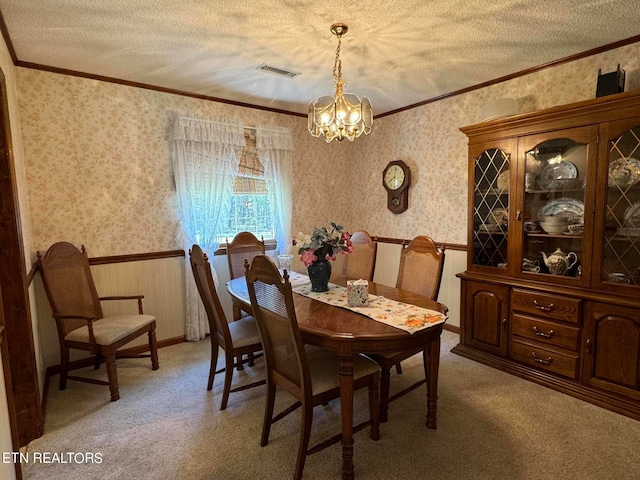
left=255, top=63, right=300, bottom=79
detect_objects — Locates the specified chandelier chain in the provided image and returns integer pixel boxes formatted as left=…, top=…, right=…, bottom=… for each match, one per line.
left=333, top=36, right=342, bottom=83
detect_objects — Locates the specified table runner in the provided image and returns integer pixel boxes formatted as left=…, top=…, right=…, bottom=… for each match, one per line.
left=287, top=272, right=447, bottom=334
left=286, top=271, right=314, bottom=287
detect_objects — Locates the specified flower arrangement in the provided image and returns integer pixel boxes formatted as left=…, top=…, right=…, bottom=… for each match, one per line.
left=294, top=223, right=353, bottom=266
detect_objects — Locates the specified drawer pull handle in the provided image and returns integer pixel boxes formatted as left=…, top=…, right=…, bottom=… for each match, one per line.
left=531, top=352, right=553, bottom=365
left=533, top=300, right=555, bottom=312
left=533, top=326, right=555, bottom=338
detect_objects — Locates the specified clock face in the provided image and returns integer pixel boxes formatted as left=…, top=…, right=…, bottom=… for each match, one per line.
left=384, top=165, right=405, bottom=191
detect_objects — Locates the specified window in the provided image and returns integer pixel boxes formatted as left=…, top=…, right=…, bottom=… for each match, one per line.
left=172, top=115, right=292, bottom=341
left=222, top=195, right=273, bottom=241
left=217, top=132, right=275, bottom=243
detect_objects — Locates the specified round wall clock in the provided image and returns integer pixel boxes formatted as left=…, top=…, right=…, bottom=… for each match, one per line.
left=383, top=160, right=411, bottom=214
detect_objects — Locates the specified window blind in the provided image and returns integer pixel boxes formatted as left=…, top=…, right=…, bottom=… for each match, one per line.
left=235, top=132, right=267, bottom=194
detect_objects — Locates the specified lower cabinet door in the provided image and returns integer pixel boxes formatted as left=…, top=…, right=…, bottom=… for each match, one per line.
left=582, top=301, right=640, bottom=401
left=462, top=280, right=509, bottom=356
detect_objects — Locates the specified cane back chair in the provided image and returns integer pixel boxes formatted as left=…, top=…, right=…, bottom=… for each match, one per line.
left=189, top=244, right=264, bottom=410
left=226, top=231, right=266, bottom=281
left=369, top=235, right=446, bottom=422
left=342, top=230, right=377, bottom=281
left=37, top=242, right=159, bottom=402
left=226, top=231, right=266, bottom=368
left=245, top=254, right=380, bottom=480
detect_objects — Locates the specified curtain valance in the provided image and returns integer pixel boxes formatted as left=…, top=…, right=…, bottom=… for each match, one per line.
left=255, top=125, right=293, bottom=151
left=171, top=114, right=246, bottom=147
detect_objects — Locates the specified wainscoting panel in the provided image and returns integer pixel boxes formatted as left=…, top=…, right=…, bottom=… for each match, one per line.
left=91, top=256, right=186, bottom=342
left=438, top=249, right=464, bottom=329
left=372, top=242, right=403, bottom=288
left=32, top=275, right=64, bottom=372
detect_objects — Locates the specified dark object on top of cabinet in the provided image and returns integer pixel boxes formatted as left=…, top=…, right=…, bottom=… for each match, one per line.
left=596, top=64, right=625, bottom=98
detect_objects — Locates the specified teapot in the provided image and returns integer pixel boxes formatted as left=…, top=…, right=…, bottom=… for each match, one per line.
left=541, top=248, right=578, bottom=276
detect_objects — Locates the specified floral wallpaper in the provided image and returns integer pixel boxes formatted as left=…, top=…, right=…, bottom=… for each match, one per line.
left=345, top=42, right=640, bottom=245
left=16, top=42, right=640, bottom=258
left=16, top=71, right=328, bottom=257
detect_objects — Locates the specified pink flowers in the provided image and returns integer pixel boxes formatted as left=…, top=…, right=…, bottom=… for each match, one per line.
left=294, top=223, right=352, bottom=266
left=301, top=249, right=318, bottom=266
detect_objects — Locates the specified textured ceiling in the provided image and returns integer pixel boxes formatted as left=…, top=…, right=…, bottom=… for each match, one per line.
left=1, top=0, right=640, bottom=115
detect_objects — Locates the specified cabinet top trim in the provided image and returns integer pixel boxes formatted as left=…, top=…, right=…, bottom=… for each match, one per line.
left=461, top=89, right=640, bottom=141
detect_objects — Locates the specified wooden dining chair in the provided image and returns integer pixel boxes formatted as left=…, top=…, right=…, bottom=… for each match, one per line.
left=395, top=236, right=445, bottom=299
left=226, top=231, right=266, bottom=281
left=37, top=242, right=159, bottom=402
left=368, top=235, right=446, bottom=423
left=342, top=230, right=377, bottom=281
left=189, top=244, right=264, bottom=410
left=226, top=231, right=266, bottom=369
left=245, top=255, right=380, bottom=480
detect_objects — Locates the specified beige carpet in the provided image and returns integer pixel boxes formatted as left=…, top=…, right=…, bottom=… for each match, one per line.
left=23, top=331, right=640, bottom=480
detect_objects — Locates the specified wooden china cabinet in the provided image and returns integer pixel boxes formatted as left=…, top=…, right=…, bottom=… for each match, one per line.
left=453, top=89, right=640, bottom=420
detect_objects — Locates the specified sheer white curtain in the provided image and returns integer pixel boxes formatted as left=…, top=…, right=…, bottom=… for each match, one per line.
left=256, top=125, right=294, bottom=254
left=171, top=114, right=246, bottom=340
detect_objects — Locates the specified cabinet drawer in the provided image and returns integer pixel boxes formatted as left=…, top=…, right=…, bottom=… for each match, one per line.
left=511, top=314, right=580, bottom=351
left=511, top=289, right=581, bottom=324
left=510, top=339, right=579, bottom=379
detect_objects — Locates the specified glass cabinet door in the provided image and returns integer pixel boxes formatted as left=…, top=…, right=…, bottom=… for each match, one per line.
left=597, top=120, right=640, bottom=288
left=517, top=127, right=597, bottom=285
left=470, top=140, right=515, bottom=271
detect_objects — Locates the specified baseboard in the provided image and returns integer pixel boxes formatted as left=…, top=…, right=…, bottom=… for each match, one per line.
left=117, top=335, right=186, bottom=356
left=443, top=324, right=460, bottom=335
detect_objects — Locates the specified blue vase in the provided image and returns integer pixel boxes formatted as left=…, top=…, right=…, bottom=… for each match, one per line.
left=307, top=259, right=332, bottom=292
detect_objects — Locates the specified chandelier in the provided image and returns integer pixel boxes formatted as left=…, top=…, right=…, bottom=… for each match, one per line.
left=308, top=23, right=373, bottom=142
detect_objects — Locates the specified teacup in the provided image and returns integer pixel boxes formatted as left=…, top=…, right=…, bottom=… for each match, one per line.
left=567, top=223, right=584, bottom=234
left=524, top=221, right=539, bottom=233
left=607, top=272, right=629, bottom=283
left=522, top=258, right=540, bottom=273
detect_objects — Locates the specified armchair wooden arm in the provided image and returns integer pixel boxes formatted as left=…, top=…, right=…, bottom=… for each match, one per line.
left=99, top=295, right=145, bottom=314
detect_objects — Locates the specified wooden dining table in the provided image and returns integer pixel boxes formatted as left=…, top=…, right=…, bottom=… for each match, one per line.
left=226, top=274, right=447, bottom=480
